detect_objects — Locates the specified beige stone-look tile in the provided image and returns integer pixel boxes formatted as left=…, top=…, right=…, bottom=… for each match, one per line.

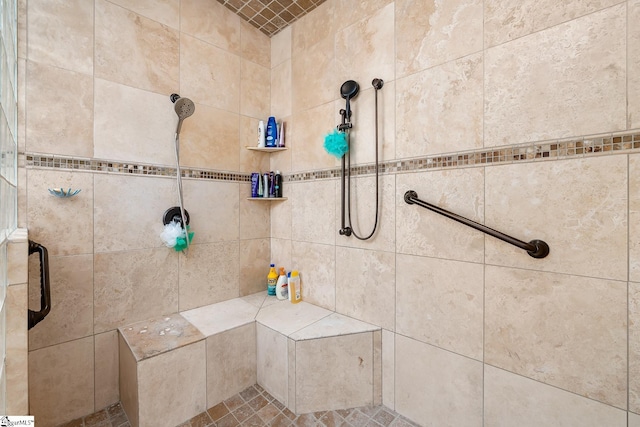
left=335, top=247, right=395, bottom=330
left=178, top=241, right=240, bottom=311
left=241, top=291, right=266, bottom=308
left=256, top=300, right=332, bottom=337
left=290, top=103, right=337, bottom=172
left=485, top=156, right=627, bottom=281
left=630, top=1, right=640, bottom=128
left=26, top=169, right=93, bottom=256
left=28, top=254, right=93, bottom=350
left=241, top=59, right=270, bottom=120
left=270, top=238, right=292, bottom=274
left=271, top=59, right=292, bottom=120
left=6, top=283, right=27, bottom=415
left=631, top=154, right=640, bottom=282
left=95, top=0, right=179, bottom=94
left=93, top=78, right=176, bottom=165
left=630, top=281, right=640, bottom=412
left=182, top=297, right=258, bottom=337
left=296, top=333, right=374, bottom=413
left=241, top=20, right=270, bottom=69
left=25, top=61, right=93, bottom=156
left=94, top=330, right=119, bottom=410
left=335, top=4, right=394, bottom=90
left=632, top=412, right=640, bottom=427
left=287, top=337, right=296, bottom=411
left=396, top=254, right=483, bottom=360
left=484, top=0, right=622, bottom=48
left=396, top=168, right=485, bottom=263
left=94, top=248, right=178, bottom=333
left=291, top=1, right=335, bottom=56
left=382, top=329, right=394, bottom=410
left=17, top=166, right=26, bottom=229
left=396, top=53, right=483, bottom=158
left=485, top=365, right=627, bottom=427
left=118, top=313, right=204, bottom=361
left=395, top=0, right=482, bottom=78
left=17, top=0, right=26, bottom=60
left=395, top=335, right=483, bottom=427
left=94, top=174, right=175, bottom=253
left=106, top=0, right=180, bottom=29
left=119, top=333, right=139, bottom=427
left=271, top=195, right=292, bottom=240
left=335, top=174, right=395, bottom=252
left=290, top=313, right=380, bottom=341
left=334, top=0, right=393, bottom=32
left=206, top=323, right=257, bottom=407
left=291, top=180, right=336, bottom=246
left=29, top=337, right=95, bottom=427
left=485, top=266, right=627, bottom=408
left=292, top=36, right=335, bottom=112
left=180, top=33, right=240, bottom=113
left=27, top=0, right=93, bottom=74
left=256, top=323, right=289, bottom=405
left=239, top=238, right=271, bottom=296
left=137, top=341, right=206, bottom=427
left=183, top=180, right=240, bottom=243
left=181, top=0, right=241, bottom=53
left=271, top=26, right=291, bottom=68
left=178, top=104, right=240, bottom=171
left=484, top=5, right=626, bottom=146
left=290, top=242, right=336, bottom=310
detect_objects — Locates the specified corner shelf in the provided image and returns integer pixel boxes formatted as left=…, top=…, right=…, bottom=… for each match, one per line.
left=246, top=146, right=287, bottom=152
left=247, top=197, right=287, bottom=201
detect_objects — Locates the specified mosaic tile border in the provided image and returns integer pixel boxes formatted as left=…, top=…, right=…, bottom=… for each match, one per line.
left=22, top=129, right=640, bottom=184
left=23, top=154, right=251, bottom=182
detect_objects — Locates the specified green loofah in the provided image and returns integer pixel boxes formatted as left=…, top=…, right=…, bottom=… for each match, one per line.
left=174, top=227, right=194, bottom=252
left=324, top=130, right=348, bottom=158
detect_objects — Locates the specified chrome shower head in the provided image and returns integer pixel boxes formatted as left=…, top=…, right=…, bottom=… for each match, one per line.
left=170, top=93, right=195, bottom=134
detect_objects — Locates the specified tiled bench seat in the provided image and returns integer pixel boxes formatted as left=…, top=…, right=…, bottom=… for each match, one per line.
left=118, top=293, right=381, bottom=427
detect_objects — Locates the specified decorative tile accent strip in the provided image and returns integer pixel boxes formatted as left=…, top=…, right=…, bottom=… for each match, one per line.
left=24, top=154, right=251, bottom=182
left=22, top=129, right=640, bottom=184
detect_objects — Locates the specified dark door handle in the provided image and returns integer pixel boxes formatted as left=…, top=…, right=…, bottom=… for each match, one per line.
left=28, top=240, right=51, bottom=330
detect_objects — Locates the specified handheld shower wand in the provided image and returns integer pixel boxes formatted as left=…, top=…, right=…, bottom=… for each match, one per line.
left=171, top=93, right=195, bottom=135
left=169, top=93, right=195, bottom=253
left=338, top=80, right=359, bottom=131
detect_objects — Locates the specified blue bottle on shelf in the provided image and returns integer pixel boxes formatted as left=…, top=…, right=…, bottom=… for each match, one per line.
left=266, top=116, right=278, bottom=147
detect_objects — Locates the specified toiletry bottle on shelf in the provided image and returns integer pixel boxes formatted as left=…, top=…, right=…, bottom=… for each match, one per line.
left=266, top=116, right=278, bottom=147
left=269, top=171, right=276, bottom=197
left=275, top=267, right=288, bottom=300
left=277, top=122, right=285, bottom=147
left=288, top=270, right=301, bottom=304
left=274, top=171, right=282, bottom=198
left=258, top=121, right=265, bottom=147
left=267, top=264, right=278, bottom=296
left=263, top=173, right=270, bottom=198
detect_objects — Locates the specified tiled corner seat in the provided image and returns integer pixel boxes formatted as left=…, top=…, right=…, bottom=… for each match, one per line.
left=118, top=293, right=382, bottom=427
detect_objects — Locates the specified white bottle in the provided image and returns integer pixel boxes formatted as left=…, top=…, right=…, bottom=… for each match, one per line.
left=275, top=268, right=288, bottom=300
left=257, top=120, right=265, bottom=147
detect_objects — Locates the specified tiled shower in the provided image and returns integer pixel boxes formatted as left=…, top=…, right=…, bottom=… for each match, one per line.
left=9, top=0, right=640, bottom=426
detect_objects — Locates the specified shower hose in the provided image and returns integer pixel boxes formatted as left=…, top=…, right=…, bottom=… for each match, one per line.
left=346, top=82, right=382, bottom=240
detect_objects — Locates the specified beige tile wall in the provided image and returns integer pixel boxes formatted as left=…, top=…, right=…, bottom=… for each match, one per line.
left=17, top=1, right=640, bottom=427
left=20, top=1, right=272, bottom=425
left=274, top=0, right=640, bottom=426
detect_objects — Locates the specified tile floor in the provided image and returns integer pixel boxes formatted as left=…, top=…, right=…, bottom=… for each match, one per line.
left=58, top=384, right=421, bottom=427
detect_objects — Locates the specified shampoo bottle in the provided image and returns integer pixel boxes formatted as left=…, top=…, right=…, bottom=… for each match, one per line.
left=258, top=121, right=265, bottom=147
left=275, top=268, right=288, bottom=300
left=288, top=270, right=301, bottom=304
left=267, top=264, right=278, bottom=296
left=266, top=116, right=278, bottom=147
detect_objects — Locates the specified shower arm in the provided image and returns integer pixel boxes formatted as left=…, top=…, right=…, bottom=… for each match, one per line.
left=404, top=190, right=550, bottom=259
